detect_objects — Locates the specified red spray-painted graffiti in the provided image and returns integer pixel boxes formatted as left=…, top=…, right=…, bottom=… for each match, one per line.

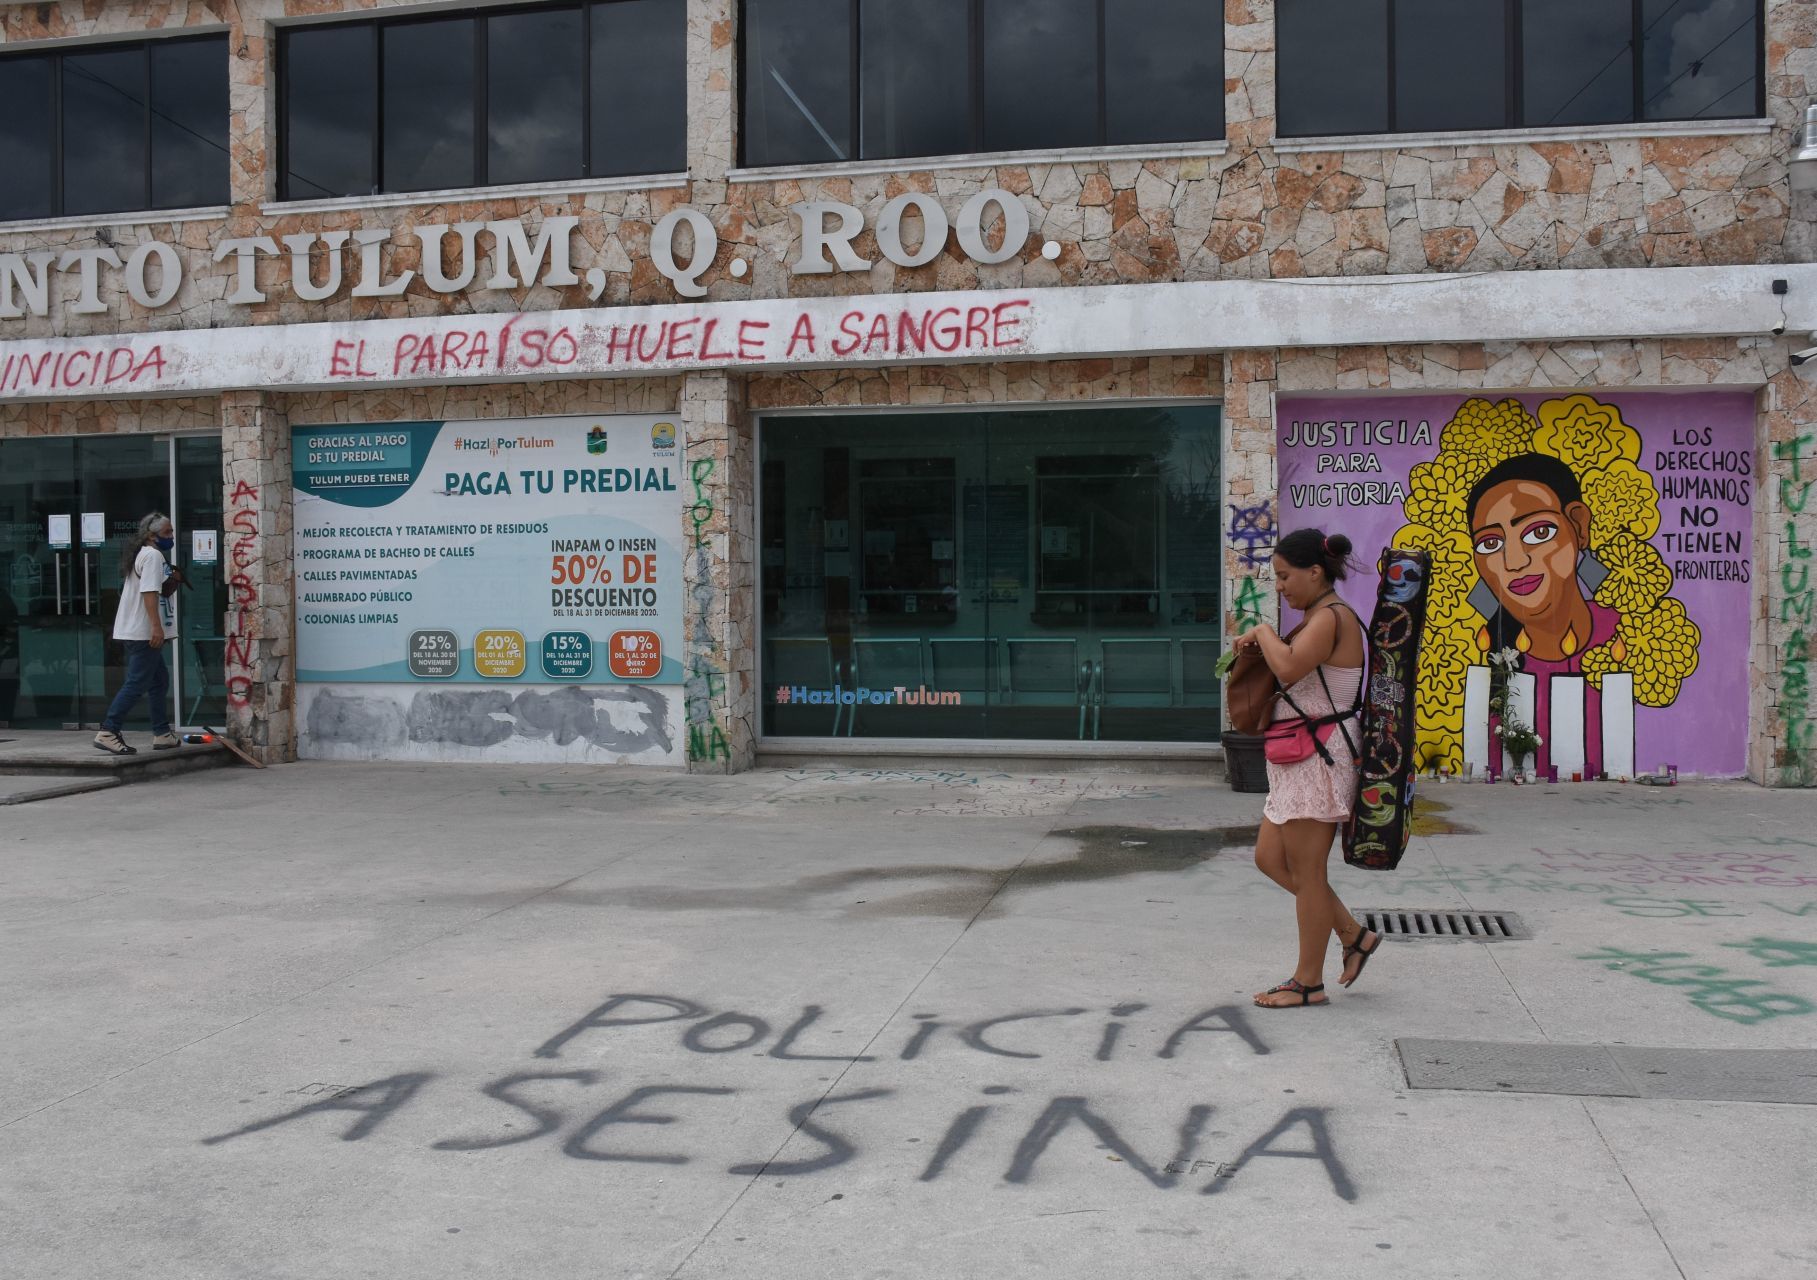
left=225, top=480, right=259, bottom=708
left=0, top=344, right=165, bottom=393
left=322, top=301, right=1033, bottom=381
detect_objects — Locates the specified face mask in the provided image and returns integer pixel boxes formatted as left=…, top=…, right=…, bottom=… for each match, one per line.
left=154, top=536, right=175, bottom=552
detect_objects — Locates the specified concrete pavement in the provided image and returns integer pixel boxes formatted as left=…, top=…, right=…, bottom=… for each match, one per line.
left=2, top=761, right=1815, bottom=1279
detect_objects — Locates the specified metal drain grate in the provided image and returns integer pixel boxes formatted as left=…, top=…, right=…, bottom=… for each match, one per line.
left=1359, top=909, right=1528, bottom=941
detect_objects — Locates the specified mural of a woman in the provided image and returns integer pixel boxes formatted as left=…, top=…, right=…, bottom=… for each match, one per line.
left=1395, top=394, right=1703, bottom=777
left=1466, top=453, right=1622, bottom=776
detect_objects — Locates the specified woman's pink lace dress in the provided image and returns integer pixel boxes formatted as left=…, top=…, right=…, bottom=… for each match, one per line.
left=1262, top=660, right=1364, bottom=825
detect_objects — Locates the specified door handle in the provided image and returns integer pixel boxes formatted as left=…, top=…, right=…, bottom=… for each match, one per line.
left=83, top=553, right=93, bottom=615
left=54, top=552, right=64, bottom=615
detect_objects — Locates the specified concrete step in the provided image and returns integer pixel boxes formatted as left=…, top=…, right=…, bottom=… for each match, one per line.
left=0, top=731, right=235, bottom=782
left=0, top=775, right=123, bottom=806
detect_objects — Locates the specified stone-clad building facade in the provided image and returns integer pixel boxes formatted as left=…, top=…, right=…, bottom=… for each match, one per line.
left=2, top=0, right=1814, bottom=783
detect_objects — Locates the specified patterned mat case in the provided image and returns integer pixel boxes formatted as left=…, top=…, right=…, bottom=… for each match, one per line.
left=1344, top=547, right=1433, bottom=871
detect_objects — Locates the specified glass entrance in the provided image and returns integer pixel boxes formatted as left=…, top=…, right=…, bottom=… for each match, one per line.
left=759, top=405, right=1223, bottom=743
left=0, top=434, right=224, bottom=730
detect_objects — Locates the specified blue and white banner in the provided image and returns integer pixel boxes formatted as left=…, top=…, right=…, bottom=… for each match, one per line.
left=293, top=414, right=683, bottom=686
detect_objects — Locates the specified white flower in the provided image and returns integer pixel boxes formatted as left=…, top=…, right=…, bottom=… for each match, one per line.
left=1533, top=735, right=1544, bottom=747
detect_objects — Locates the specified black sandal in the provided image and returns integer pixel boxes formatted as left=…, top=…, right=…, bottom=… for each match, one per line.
left=1341, top=927, right=1383, bottom=988
left=1255, top=978, right=1327, bottom=1008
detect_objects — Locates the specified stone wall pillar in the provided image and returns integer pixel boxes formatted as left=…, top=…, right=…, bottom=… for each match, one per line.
left=1223, top=349, right=1281, bottom=719
left=218, top=390, right=294, bottom=763
left=1757, top=359, right=1817, bottom=785
left=681, top=370, right=755, bottom=772
left=229, top=14, right=271, bottom=208
left=687, top=0, right=736, bottom=184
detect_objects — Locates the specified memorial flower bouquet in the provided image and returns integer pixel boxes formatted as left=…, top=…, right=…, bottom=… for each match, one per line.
left=1496, top=717, right=1543, bottom=781
left=1487, top=647, right=1542, bottom=780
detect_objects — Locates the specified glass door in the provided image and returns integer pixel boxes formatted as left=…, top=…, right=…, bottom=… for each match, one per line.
left=174, top=436, right=228, bottom=727
left=0, top=439, right=86, bottom=728
left=0, top=434, right=216, bottom=730
left=83, top=436, right=176, bottom=728
left=758, top=405, right=1224, bottom=744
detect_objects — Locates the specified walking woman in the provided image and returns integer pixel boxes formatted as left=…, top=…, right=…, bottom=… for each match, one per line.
left=1234, top=529, right=1383, bottom=1007
left=94, top=512, right=178, bottom=756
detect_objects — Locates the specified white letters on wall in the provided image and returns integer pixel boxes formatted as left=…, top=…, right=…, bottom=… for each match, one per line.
left=0, top=197, right=1045, bottom=321
left=792, top=201, right=869, bottom=275
left=353, top=228, right=414, bottom=298
left=0, top=252, right=57, bottom=319
left=418, top=222, right=484, bottom=293
left=876, top=193, right=949, bottom=269
left=282, top=231, right=349, bottom=303
left=957, top=190, right=1030, bottom=266
left=651, top=208, right=719, bottom=299
left=58, top=248, right=123, bottom=315
left=486, top=216, right=581, bottom=292
left=214, top=237, right=279, bottom=305
left=124, top=242, right=181, bottom=309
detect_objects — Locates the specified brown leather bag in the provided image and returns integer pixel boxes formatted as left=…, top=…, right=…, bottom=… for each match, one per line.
left=1224, top=616, right=1306, bottom=734
left=1225, top=645, right=1280, bottom=734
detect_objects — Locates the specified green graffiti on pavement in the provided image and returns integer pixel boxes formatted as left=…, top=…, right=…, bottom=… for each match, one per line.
left=1721, top=937, right=1817, bottom=968
left=1578, top=946, right=1816, bottom=1024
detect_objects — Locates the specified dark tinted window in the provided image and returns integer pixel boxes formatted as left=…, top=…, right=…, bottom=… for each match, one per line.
left=1279, top=0, right=1762, bottom=137
left=2, top=36, right=227, bottom=219
left=1395, top=0, right=1505, bottom=133
left=743, top=0, right=1223, bottom=166
left=861, top=0, right=970, bottom=160
left=1524, top=0, right=1632, bottom=126
left=62, top=47, right=148, bottom=216
left=280, top=2, right=683, bottom=199
left=743, top=0, right=853, bottom=166
left=0, top=57, right=54, bottom=220
left=384, top=19, right=477, bottom=192
left=980, top=0, right=1096, bottom=152
left=1105, top=0, right=1225, bottom=146
left=1643, top=0, right=1760, bottom=120
left=0, top=35, right=226, bottom=219
left=283, top=25, right=377, bottom=199
left=489, top=7, right=583, bottom=185
left=591, top=0, right=686, bottom=175
left=1277, top=0, right=1389, bottom=137
left=150, top=37, right=231, bottom=209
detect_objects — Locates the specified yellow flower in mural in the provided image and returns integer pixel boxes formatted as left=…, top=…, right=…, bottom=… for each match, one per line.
left=1582, top=599, right=1702, bottom=706
left=1404, top=457, right=1476, bottom=535
left=1443, top=397, right=1539, bottom=470
left=1534, top=394, right=1642, bottom=472
left=1593, top=534, right=1673, bottom=616
left=1583, top=460, right=1663, bottom=543
left=1399, top=393, right=1702, bottom=771
left=1414, top=628, right=1476, bottom=765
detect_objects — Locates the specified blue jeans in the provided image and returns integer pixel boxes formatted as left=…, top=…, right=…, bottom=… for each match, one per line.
left=103, top=640, right=171, bottom=735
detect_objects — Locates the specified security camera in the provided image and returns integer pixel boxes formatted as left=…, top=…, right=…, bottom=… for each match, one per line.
left=1793, top=346, right=1817, bottom=367
left=1773, top=320, right=1788, bottom=336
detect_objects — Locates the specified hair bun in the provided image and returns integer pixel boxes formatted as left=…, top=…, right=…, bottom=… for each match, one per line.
left=1325, top=533, right=1353, bottom=558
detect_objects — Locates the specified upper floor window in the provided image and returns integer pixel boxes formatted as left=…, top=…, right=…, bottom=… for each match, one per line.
left=740, top=0, right=1223, bottom=168
left=1277, top=0, right=1763, bottom=138
left=278, top=0, right=684, bottom=201
left=0, top=34, right=229, bottom=221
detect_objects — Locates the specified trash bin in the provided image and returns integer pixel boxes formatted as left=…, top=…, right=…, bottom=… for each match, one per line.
left=1221, top=731, right=1269, bottom=794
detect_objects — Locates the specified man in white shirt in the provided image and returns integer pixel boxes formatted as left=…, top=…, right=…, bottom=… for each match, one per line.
left=94, top=512, right=178, bottom=755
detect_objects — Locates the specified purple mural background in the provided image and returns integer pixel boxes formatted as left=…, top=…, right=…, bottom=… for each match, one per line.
left=1277, top=390, right=1755, bottom=777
